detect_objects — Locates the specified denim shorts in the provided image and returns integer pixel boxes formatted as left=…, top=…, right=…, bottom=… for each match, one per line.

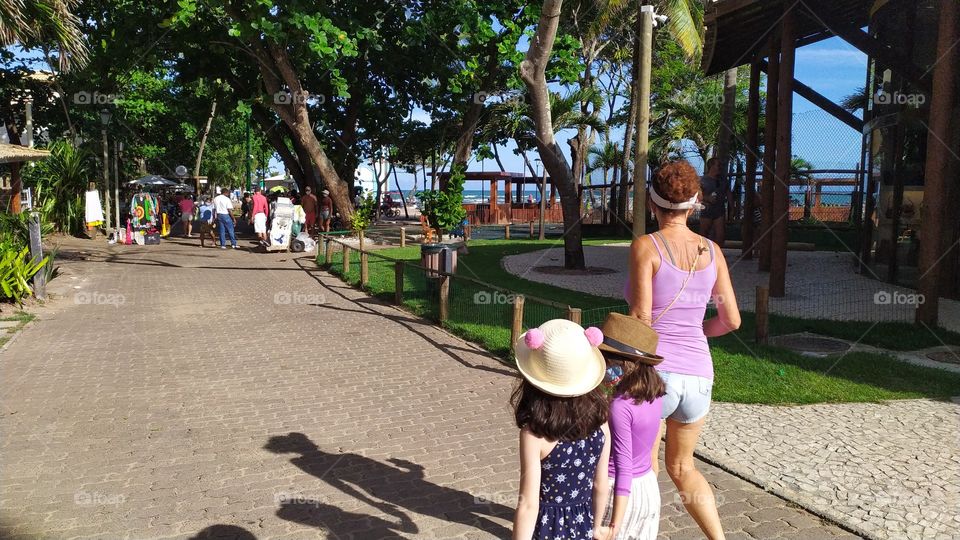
left=658, top=371, right=713, bottom=423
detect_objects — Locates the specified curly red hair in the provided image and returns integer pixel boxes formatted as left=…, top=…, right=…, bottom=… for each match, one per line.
left=651, top=160, right=700, bottom=207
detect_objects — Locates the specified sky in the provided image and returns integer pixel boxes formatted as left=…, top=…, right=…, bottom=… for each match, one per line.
left=7, top=34, right=868, bottom=194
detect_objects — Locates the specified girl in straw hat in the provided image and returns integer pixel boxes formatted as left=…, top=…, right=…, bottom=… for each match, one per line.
left=510, top=319, right=612, bottom=540
left=596, top=313, right=668, bottom=540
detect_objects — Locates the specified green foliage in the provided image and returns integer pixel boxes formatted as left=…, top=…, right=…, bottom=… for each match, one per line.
left=21, top=141, right=92, bottom=236
left=0, top=242, right=47, bottom=305
left=417, top=166, right=467, bottom=235
left=349, top=195, right=376, bottom=233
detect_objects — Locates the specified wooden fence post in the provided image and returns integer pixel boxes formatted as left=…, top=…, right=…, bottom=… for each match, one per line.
left=504, top=223, right=511, bottom=240
left=343, top=244, right=351, bottom=274
left=394, top=261, right=404, bottom=305
left=324, top=238, right=333, bottom=265
left=566, top=307, right=582, bottom=324
left=756, top=286, right=769, bottom=344
left=529, top=221, right=534, bottom=238
left=438, top=275, right=450, bottom=323
left=511, top=295, right=526, bottom=355
left=28, top=211, right=45, bottom=300
left=400, top=226, right=406, bottom=247
left=360, top=251, right=369, bottom=287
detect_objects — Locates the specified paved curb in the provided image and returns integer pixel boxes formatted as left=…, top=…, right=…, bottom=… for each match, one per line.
left=693, top=446, right=875, bottom=540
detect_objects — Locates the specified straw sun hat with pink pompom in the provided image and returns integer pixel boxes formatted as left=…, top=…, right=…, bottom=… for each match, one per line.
left=514, top=319, right=607, bottom=397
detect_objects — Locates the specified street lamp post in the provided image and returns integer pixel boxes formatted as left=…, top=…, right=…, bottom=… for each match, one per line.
left=100, top=108, right=112, bottom=231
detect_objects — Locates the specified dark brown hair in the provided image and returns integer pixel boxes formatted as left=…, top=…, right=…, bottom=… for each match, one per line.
left=651, top=160, right=700, bottom=212
left=605, top=354, right=666, bottom=404
left=511, top=380, right=609, bottom=441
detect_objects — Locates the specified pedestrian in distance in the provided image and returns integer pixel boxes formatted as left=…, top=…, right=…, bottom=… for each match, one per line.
left=320, top=189, right=333, bottom=233
left=251, top=186, right=270, bottom=245
left=214, top=188, right=238, bottom=249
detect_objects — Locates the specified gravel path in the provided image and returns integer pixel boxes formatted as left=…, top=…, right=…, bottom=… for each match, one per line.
left=502, top=244, right=960, bottom=333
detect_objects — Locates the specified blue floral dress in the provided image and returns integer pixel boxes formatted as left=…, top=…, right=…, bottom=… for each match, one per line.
left=534, top=428, right=605, bottom=539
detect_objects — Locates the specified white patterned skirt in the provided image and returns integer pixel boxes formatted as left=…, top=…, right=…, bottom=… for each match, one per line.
left=601, top=470, right=660, bottom=540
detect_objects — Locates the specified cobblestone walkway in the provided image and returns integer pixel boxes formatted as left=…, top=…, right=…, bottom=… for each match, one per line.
left=0, top=238, right=859, bottom=539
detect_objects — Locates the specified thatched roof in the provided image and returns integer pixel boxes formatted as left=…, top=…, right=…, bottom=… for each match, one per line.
left=0, top=144, right=51, bottom=164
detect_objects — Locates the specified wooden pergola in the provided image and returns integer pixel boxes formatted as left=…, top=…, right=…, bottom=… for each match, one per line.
left=434, top=170, right=560, bottom=224
left=703, top=0, right=958, bottom=325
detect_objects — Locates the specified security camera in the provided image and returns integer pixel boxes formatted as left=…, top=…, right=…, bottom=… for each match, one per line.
left=654, top=14, right=669, bottom=27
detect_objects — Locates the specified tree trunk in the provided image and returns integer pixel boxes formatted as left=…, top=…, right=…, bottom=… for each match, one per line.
left=520, top=0, right=585, bottom=269
left=3, top=113, right=23, bottom=213
left=391, top=161, right=409, bottom=219
left=246, top=36, right=353, bottom=218
left=192, top=100, right=217, bottom=192
left=492, top=142, right=507, bottom=172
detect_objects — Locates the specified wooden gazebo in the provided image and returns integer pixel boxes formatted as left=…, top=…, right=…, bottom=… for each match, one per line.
left=703, top=0, right=958, bottom=325
left=1, top=143, right=51, bottom=213
left=435, top=170, right=562, bottom=225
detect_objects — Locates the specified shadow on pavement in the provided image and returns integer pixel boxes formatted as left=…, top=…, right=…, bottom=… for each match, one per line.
left=266, top=433, right=512, bottom=538
left=186, top=524, right=258, bottom=539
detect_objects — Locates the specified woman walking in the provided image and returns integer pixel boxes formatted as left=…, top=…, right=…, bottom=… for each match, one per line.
left=625, top=160, right=741, bottom=540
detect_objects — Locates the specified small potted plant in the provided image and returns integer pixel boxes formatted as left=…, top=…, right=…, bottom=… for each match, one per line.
left=416, top=166, right=467, bottom=273
left=350, top=195, right=376, bottom=250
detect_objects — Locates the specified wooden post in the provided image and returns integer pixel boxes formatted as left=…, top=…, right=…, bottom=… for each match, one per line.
left=755, top=286, right=769, bottom=344
left=505, top=223, right=511, bottom=240
left=438, top=275, right=450, bottom=323
left=360, top=251, right=369, bottom=287
left=770, top=4, right=796, bottom=298
left=743, top=59, right=762, bottom=259
left=566, top=306, right=582, bottom=324
left=359, top=230, right=365, bottom=251
left=631, top=5, right=654, bottom=237
left=394, top=261, right=404, bottom=305
left=400, top=226, right=406, bottom=247
left=324, top=238, right=333, bottom=264
left=28, top=211, right=45, bottom=300
left=529, top=221, right=535, bottom=238
left=759, top=33, right=781, bottom=271
left=343, top=244, right=351, bottom=273
left=916, top=0, right=958, bottom=325
left=511, top=295, right=526, bottom=355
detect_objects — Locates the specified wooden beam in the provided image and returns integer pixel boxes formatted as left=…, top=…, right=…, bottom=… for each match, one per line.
left=916, top=0, right=959, bottom=325
left=759, top=60, right=863, bottom=132
left=770, top=2, right=796, bottom=298
left=759, top=33, right=780, bottom=272
left=742, top=59, right=762, bottom=260
left=802, top=0, right=932, bottom=93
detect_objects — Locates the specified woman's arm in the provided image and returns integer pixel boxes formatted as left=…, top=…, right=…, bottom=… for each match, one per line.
left=513, top=428, right=542, bottom=540
left=592, top=422, right=612, bottom=539
left=704, top=245, right=741, bottom=337
left=627, top=236, right=656, bottom=325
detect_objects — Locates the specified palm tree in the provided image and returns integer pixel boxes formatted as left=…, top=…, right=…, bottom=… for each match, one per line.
left=592, top=0, right=704, bottom=59
left=587, top=141, right=624, bottom=217
left=0, top=0, right=88, bottom=70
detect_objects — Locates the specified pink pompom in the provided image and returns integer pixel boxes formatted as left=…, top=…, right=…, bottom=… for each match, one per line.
left=524, top=328, right=546, bottom=350
left=584, top=327, right=604, bottom=347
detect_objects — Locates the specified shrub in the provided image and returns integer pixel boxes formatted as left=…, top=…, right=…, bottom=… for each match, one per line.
left=0, top=241, right=47, bottom=305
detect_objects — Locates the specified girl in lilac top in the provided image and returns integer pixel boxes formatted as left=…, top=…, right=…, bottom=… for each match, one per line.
left=599, top=352, right=666, bottom=540
left=626, top=161, right=741, bottom=540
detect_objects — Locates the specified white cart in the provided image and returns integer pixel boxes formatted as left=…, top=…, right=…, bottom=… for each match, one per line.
left=266, top=197, right=295, bottom=252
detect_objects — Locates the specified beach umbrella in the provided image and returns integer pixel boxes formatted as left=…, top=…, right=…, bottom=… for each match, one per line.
left=128, top=175, right=177, bottom=187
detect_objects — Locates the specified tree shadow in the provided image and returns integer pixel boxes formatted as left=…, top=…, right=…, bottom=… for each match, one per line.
left=265, top=432, right=512, bottom=538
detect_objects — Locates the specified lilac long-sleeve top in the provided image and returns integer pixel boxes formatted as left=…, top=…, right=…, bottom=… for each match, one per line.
left=607, top=394, right=663, bottom=496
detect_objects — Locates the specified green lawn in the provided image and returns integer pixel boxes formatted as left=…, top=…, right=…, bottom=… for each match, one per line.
left=319, top=239, right=960, bottom=405
left=0, top=311, right=35, bottom=348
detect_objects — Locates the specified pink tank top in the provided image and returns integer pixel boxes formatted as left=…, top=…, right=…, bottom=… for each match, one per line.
left=625, top=233, right=718, bottom=380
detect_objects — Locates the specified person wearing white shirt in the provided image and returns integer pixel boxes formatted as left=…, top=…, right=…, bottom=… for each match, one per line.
left=213, top=188, right=238, bottom=249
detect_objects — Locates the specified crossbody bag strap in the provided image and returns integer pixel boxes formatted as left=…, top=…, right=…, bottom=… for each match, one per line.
left=651, top=236, right=704, bottom=325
